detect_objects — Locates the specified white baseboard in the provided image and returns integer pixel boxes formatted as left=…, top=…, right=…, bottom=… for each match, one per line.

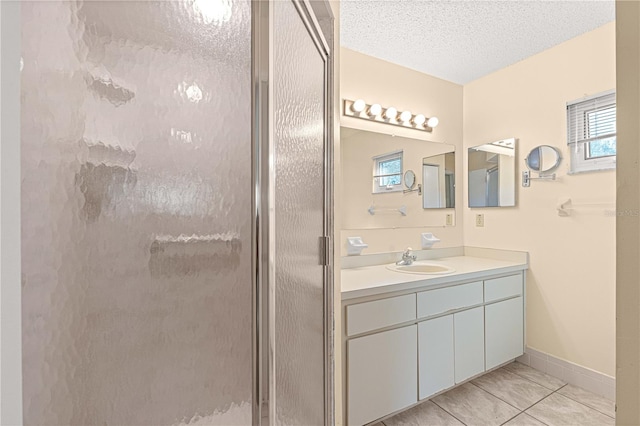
left=517, top=347, right=615, bottom=402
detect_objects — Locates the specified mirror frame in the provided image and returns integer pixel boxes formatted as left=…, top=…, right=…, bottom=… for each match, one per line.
left=404, top=170, right=416, bottom=189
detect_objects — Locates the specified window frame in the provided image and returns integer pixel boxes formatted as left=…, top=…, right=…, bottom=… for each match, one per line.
left=372, top=150, right=403, bottom=194
left=567, top=90, right=616, bottom=174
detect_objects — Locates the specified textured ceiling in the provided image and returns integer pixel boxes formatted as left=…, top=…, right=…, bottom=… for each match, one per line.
left=341, top=1, right=615, bottom=84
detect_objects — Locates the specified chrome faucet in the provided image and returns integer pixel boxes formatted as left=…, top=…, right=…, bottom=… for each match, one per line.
left=396, top=248, right=417, bottom=266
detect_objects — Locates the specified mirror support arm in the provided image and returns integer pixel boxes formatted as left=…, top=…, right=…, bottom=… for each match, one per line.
left=403, top=184, right=422, bottom=195
left=522, top=170, right=557, bottom=187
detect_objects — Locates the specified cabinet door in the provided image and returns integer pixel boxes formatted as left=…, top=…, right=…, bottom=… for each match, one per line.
left=454, top=307, right=485, bottom=383
left=486, top=296, right=524, bottom=370
left=348, top=325, right=417, bottom=426
left=418, top=315, right=454, bottom=400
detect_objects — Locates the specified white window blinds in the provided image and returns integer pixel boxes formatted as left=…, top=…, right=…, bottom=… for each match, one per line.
left=567, top=90, right=616, bottom=145
left=566, top=90, right=616, bottom=173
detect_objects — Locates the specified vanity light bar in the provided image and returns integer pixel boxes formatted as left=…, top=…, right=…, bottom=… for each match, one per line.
left=343, top=99, right=439, bottom=133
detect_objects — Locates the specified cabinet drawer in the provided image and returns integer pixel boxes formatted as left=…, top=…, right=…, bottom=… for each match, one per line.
left=417, top=281, right=483, bottom=318
left=346, top=294, right=416, bottom=336
left=485, top=274, right=522, bottom=302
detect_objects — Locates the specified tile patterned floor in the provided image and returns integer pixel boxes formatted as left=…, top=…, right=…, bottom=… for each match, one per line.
left=373, top=361, right=615, bottom=426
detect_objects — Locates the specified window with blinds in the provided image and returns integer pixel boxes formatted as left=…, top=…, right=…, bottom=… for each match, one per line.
left=372, top=150, right=403, bottom=193
left=567, top=90, right=616, bottom=173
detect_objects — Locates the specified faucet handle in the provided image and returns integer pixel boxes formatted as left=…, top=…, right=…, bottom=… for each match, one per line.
left=402, top=247, right=416, bottom=261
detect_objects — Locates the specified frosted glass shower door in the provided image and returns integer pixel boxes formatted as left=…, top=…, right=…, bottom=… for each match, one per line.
left=272, top=1, right=331, bottom=424
left=21, top=1, right=254, bottom=425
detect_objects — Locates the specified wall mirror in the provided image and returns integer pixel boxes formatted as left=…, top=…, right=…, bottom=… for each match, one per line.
left=404, top=170, right=416, bottom=189
left=525, top=145, right=562, bottom=173
left=341, top=127, right=457, bottom=229
left=423, top=152, right=455, bottom=209
left=468, top=138, right=516, bottom=208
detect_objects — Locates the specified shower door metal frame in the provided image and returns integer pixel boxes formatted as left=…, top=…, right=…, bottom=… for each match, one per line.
left=252, top=1, right=269, bottom=423
left=252, top=0, right=334, bottom=424
left=0, top=2, right=24, bottom=424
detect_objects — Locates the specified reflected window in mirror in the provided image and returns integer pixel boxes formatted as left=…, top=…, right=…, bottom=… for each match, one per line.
left=468, top=138, right=516, bottom=208
left=422, top=152, right=455, bottom=209
left=373, top=150, right=403, bottom=193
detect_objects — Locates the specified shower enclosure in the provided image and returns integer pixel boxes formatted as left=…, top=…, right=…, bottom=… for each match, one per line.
left=15, top=0, right=333, bottom=424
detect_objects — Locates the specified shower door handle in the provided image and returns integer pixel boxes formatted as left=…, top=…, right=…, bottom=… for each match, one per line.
left=318, top=236, right=330, bottom=266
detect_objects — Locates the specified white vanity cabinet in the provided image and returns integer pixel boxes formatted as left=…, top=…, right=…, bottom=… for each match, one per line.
left=343, top=270, right=525, bottom=426
left=418, top=316, right=454, bottom=399
left=453, top=306, right=485, bottom=383
left=348, top=325, right=418, bottom=426
left=417, top=307, right=485, bottom=400
left=346, top=294, right=418, bottom=426
left=416, top=282, right=484, bottom=399
left=485, top=275, right=524, bottom=370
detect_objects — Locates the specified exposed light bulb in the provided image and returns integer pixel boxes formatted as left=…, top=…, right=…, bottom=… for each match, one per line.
left=185, top=83, right=203, bottom=103
left=384, top=107, right=397, bottom=120
left=427, top=116, right=439, bottom=128
left=399, top=110, right=412, bottom=123
left=368, top=103, right=382, bottom=117
left=413, top=114, right=426, bottom=126
left=352, top=99, right=366, bottom=113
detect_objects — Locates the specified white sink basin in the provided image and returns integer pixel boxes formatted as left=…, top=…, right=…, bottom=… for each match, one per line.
left=386, top=261, right=456, bottom=275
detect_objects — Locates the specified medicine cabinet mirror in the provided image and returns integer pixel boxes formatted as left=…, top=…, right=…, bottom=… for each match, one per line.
left=525, top=145, right=561, bottom=174
left=341, top=127, right=457, bottom=230
left=468, top=138, right=516, bottom=208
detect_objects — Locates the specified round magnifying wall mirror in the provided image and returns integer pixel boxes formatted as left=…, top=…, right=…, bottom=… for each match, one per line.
left=404, top=170, right=416, bottom=189
left=525, top=145, right=562, bottom=173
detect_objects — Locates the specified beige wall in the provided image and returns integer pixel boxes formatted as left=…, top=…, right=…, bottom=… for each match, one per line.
left=463, top=23, right=616, bottom=377
left=615, top=1, right=640, bottom=423
left=340, top=48, right=464, bottom=254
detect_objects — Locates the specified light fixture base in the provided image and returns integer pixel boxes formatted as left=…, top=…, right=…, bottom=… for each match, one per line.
left=343, top=99, right=436, bottom=133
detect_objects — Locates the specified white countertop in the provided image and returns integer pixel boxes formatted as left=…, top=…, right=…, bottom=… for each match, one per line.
left=341, top=255, right=528, bottom=301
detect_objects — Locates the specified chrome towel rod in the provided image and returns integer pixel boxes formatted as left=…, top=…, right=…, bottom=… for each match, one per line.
left=557, top=198, right=615, bottom=216
left=368, top=205, right=407, bottom=216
